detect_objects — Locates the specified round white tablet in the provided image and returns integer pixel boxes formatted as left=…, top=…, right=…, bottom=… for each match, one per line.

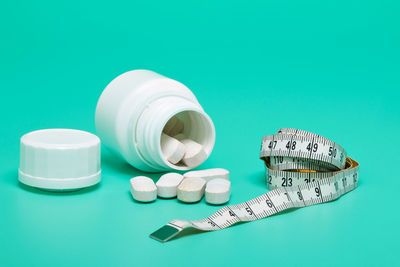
left=205, top=178, right=231, bottom=205
left=130, top=176, right=157, bottom=202
left=19, top=129, right=101, bottom=191
left=156, top=173, right=184, bottom=198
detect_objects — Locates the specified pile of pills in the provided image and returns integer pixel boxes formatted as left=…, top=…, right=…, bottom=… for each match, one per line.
left=129, top=168, right=231, bottom=205
left=161, top=117, right=207, bottom=167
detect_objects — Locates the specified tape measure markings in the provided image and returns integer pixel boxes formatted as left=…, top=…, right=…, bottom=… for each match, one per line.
left=150, top=129, right=359, bottom=242
left=261, top=134, right=346, bottom=170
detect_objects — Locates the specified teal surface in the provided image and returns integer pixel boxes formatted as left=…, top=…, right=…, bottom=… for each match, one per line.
left=1, top=0, right=399, bottom=266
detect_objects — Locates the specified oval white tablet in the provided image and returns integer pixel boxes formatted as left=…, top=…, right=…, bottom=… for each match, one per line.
left=184, top=168, right=230, bottom=182
left=177, top=177, right=206, bottom=203
left=181, top=139, right=208, bottom=167
left=163, top=116, right=184, bottom=136
left=205, top=178, right=231, bottom=205
left=130, top=176, right=157, bottom=202
left=173, top=133, right=186, bottom=141
left=161, top=133, right=185, bottom=164
left=156, top=173, right=184, bottom=198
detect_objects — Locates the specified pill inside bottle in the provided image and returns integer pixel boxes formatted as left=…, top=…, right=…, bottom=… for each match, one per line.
left=160, top=112, right=213, bottom=169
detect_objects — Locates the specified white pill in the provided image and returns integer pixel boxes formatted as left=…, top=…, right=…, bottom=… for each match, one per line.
left=181, top=139, right=208, bottom=167
left=163, top=116, right=184, bottom=136
left=173, top=133, right=186, bottom=141
left=177, top=177, right=206, bottom=203
left=184, top=168, right=230, bottom=182
left=161, top=133, right=185, bottom=164
left=205, top=179, right=231, bottom=205
left=156, top=173, right=184, bottom=198
left=130, top=176, right=157, bottom=202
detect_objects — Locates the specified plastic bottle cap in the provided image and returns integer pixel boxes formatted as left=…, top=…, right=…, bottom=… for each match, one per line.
left=19, top=129, right=101, bottom=191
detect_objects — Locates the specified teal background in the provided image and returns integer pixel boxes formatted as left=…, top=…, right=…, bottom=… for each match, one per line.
left=1, top=0, right=399, bottom=266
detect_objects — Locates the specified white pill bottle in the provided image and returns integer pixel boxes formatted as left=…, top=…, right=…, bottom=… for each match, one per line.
left=95, top=70, right=216, bottom=172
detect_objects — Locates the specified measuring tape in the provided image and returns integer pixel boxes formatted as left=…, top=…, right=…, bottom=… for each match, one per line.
left=150, top=128, right=359, bottom=242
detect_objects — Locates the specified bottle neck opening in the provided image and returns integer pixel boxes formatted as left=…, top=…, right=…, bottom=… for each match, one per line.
left=135, top=96, right=215, bottom=171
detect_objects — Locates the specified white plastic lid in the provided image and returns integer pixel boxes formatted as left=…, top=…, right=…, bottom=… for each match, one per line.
left=19, top=129, right=101, bottom=191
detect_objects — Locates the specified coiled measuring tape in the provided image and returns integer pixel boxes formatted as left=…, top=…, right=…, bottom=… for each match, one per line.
left=150, top=128, right=359, bottom=242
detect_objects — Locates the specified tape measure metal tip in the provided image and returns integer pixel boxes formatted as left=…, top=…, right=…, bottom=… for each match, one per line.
left=150, top=224, right=182, bottom=243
